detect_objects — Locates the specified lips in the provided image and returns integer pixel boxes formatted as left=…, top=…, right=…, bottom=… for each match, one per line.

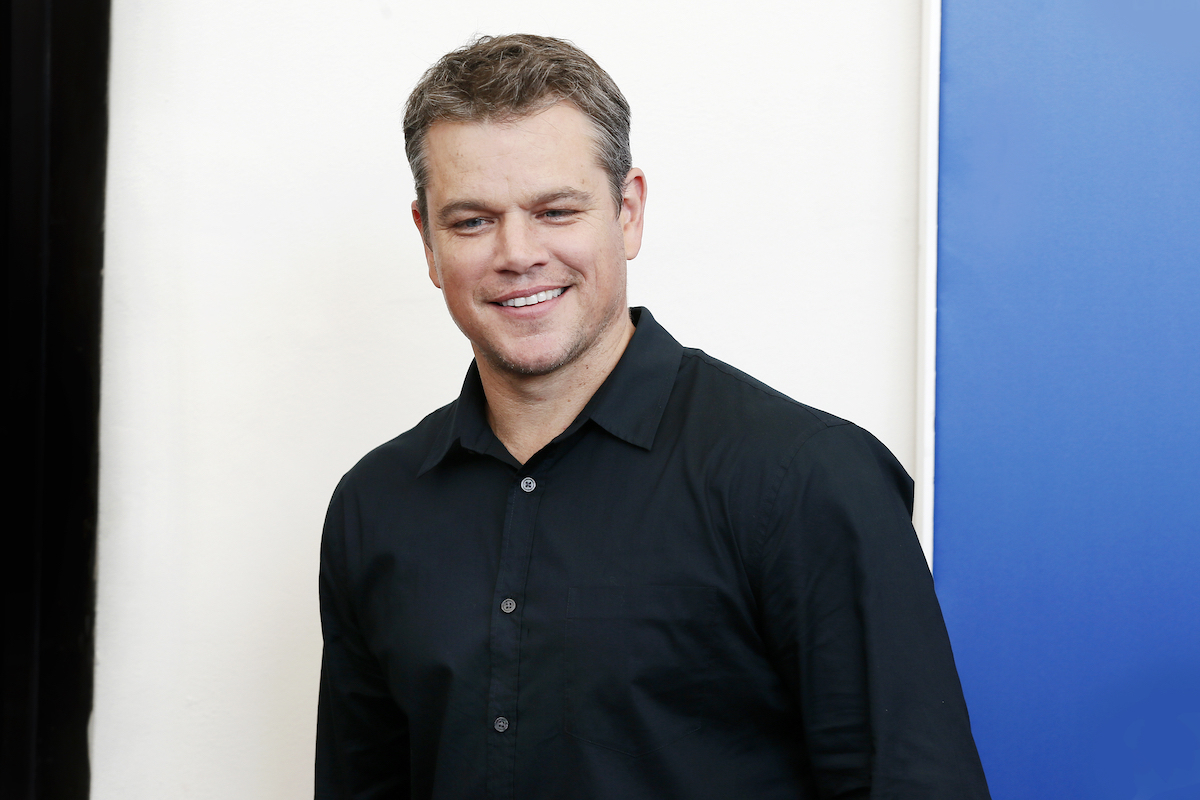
left=496, top=287, right=566, bottom=308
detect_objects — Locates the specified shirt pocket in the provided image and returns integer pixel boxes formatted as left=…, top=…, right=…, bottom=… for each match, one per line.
left=564, top=585, right=719, bottom=757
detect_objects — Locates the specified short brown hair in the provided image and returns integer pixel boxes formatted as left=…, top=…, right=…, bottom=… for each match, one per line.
left=403, top=34, right=632, bottom=228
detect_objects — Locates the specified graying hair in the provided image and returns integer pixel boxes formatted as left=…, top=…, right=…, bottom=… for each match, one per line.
left=403, top=34, right=632, bottom=231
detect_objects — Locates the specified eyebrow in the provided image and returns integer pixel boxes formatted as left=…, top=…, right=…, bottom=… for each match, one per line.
left=532, top=188, right=593, bottom=206
left=434, top=188, right=594, bottom=226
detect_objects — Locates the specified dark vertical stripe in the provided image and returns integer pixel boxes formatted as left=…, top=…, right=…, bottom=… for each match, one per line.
left=3, top=1, right=110, bottom=798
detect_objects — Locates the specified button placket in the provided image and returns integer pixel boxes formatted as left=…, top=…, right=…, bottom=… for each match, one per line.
left=486, top=467, right=546, bottom=798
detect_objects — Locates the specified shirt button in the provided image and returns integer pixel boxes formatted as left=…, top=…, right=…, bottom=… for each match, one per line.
left=520, top=477, right=536, bottom=493
left=494, top=716, right=510, bottom=733
left=500, top=598, right=517, bottom=614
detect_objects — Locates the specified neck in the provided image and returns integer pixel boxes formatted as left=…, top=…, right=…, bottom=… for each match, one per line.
left=478, top=314, right=635, bottom=465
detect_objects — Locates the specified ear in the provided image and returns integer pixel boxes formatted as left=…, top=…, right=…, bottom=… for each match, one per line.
left=412, top=201, right=441, bottom=289
left=619, top=168, right=647, bottom=260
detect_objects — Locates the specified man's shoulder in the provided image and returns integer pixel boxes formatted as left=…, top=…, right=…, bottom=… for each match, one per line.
left=675, top=346, right=850, bottom=441
left=672, top=346, right=912, bottom=511
left=334, top=400, right=456, bottom=495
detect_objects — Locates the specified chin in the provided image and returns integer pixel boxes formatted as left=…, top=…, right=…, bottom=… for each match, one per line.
left=483, top=339, right=586, bottom=378
left=485, top=350, right=572, bottom=377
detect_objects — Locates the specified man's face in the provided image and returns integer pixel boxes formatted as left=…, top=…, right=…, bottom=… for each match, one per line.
left=414, top=102, right=645, bottom=379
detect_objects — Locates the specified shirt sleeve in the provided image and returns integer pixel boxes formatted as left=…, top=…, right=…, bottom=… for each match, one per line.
left=316, top=483, right=410, bottom=800
left=752, top=423, right=991, bottom=800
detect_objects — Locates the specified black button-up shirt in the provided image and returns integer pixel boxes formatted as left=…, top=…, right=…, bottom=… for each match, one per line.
left=316, top=308, right=990, bottom=799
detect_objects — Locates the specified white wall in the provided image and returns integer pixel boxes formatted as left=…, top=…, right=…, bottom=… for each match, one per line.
left=94, top=2, right=923, bottom=797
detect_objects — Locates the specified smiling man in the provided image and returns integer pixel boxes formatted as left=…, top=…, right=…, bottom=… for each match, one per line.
left=416, top=100, right=643, bottom=462
left=316, top=34, right=991, bottom=800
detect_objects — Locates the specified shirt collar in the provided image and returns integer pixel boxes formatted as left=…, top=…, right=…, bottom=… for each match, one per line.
left=418, top=307, right=683, bottom=475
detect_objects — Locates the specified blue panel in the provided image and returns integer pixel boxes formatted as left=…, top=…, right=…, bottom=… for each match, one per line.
left=935, top=2, right=1200, bottom=798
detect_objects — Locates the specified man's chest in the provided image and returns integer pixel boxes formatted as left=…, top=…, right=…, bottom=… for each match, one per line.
left=349, top=443, right=777, bottom=756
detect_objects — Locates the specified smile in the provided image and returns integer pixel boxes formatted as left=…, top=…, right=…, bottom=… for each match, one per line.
left=498, top=287, right=565, bottom=308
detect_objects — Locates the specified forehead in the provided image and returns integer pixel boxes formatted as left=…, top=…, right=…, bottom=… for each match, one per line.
left=423, top=103, right=606, bottom=202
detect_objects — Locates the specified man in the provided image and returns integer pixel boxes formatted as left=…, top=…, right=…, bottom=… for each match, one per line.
left=317, top=34, right=991, bottom=799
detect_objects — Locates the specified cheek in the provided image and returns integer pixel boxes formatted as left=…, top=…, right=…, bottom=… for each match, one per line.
left=555, top=229, right=623, bottom=277
left=432, top=249, right=486, bottom=295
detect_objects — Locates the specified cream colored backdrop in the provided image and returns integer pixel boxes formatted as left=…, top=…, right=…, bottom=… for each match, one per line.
left=95, top=1, right=925, bottom=797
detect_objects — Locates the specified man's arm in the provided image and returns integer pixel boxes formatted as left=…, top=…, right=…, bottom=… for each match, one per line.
left=753, top=423, right=990, bottom=799
left=316, top=485, right=410, bottom=800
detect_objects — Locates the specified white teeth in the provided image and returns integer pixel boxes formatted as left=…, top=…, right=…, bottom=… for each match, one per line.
left=500, top=287, right=564, bottom=308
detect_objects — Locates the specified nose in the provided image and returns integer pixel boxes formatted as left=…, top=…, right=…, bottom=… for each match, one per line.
left=494, top=216, right=548, bottom=274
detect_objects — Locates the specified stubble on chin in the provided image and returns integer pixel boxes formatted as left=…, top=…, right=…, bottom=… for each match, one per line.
left=481, top=299, right=628, bottom=379
left=481, top=326, right=592, bottom=377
